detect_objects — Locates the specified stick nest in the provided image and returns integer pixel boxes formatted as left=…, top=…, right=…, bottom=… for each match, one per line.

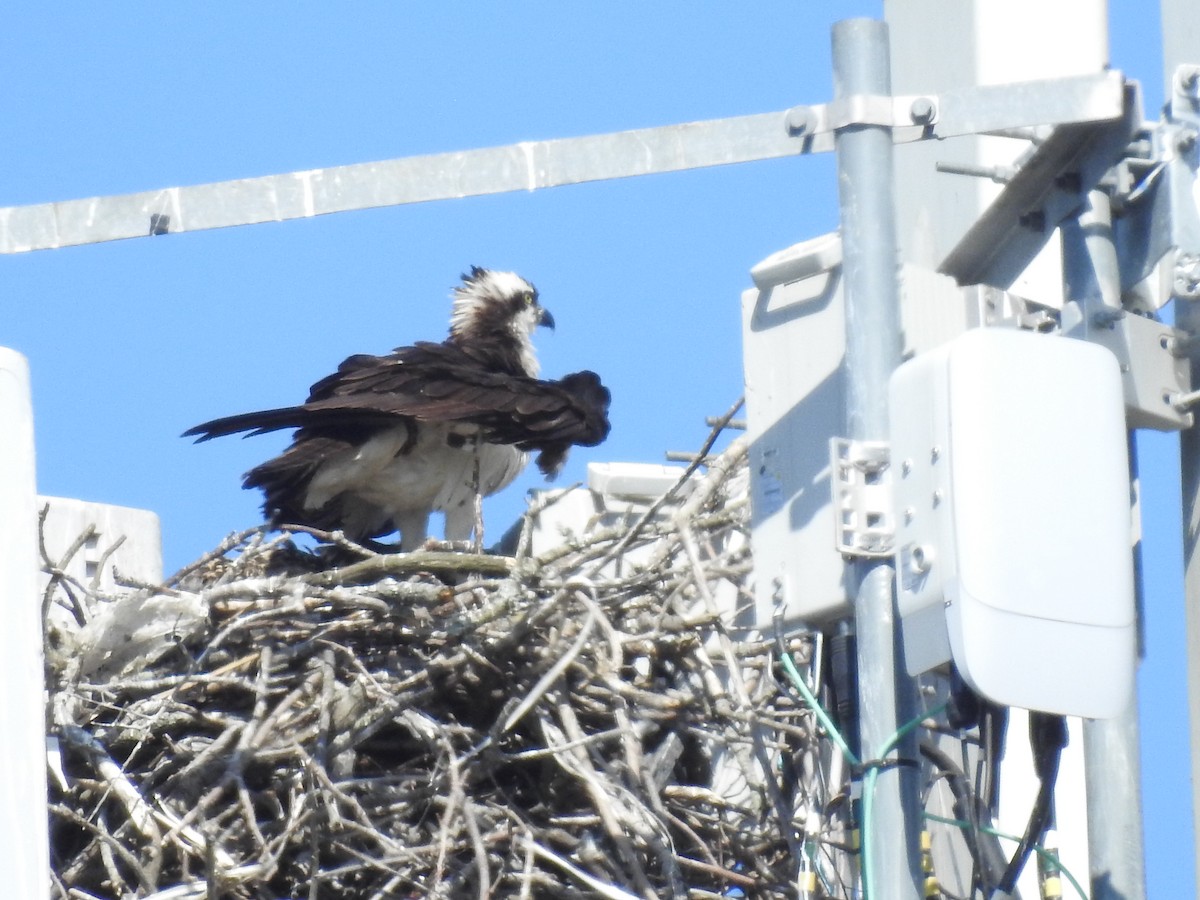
left=46, top=431, right=820, bottom=899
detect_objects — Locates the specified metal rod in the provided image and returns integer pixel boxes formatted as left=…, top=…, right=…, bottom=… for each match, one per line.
left=1161, top=0, right=1200, bottom=878
left=1061, top=190, right=1148, bottom=900
left=1082, top=698, right=1147, bottom=900
left=1179, top=298, right=1200, bottom=892
left=831, top=18, right=922, bottom=899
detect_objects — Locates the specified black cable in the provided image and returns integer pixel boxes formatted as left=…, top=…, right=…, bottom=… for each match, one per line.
left=920, top=741, right=1011, bottom=896
left=946, top=665, right=1008, bottom=816
left=827, top=631, right=860, bottom=758
left=997, top=712, right=1068, bottom=894
left=982, top=703, right=1009, bottom=817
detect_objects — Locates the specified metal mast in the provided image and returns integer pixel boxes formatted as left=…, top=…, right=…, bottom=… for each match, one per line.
left=1163, top=0, right=1200, bottom=877
left=1061, top=190, right=1148, bottom=899
left=832, top=19, right=923, bottom=898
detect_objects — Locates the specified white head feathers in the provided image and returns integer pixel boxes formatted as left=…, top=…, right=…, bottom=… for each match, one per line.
left=449, top=267, right=552, bottom=377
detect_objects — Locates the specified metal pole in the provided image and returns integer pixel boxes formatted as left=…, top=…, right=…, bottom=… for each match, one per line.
left=832, top=18, right=922, bottom=899
left=1061, top=190, right=1148, bottom=900
left=1161, top=0, right=1200, bottom=876
left=1178, top=307, right=1200, bottom=886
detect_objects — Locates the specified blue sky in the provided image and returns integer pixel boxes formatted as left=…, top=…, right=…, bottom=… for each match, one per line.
left=1, top=3, right=1191, bottom=896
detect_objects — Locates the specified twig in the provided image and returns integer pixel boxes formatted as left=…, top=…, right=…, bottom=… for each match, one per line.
left=499, top=590, right=597, bottom=735
left=304, top=550, right=514, bottom=585
left=167, top=526, right=269, bottom=586
left=522, top=839, right=643, bottom=900
left=586, top=397, right=744, bottom=576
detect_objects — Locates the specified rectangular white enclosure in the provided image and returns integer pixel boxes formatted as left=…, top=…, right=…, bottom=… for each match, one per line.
left=891, top=327, right=1136, bottom=717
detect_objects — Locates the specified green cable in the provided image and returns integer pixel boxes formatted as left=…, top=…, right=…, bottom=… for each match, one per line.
left=781, top=647, right=1086, bottom=899
left=778, top=648, right=860, bottom=766
left=778, top=648, right=950, bottom=900
left=923, top=812, right=1088, bottom=900
left=860, top=700, right=950, bottom=900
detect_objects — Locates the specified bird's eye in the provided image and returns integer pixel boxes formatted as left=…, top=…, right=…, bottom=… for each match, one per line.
left=523, top=292, right=535, bottom=306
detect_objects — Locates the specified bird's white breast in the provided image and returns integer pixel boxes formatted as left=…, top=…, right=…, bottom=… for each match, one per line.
left=303, top=423, right=528, bottom=543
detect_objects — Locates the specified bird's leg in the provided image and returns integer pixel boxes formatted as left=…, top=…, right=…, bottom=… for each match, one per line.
left=395, top=511, right=431, bottom=553
left=471, top=449, right=484, bottom=554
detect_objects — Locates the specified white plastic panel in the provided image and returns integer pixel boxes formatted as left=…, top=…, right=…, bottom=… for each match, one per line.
left=891, top=327, right=1136, bottom=717
left=742, top=234, right=849, bottom=624
left=38, top=496, right=163, bottom=592
left=527, top=462, right=690, bottom=559
left=586, top=462, right=689, bottom=509
left=0, top=348, right=50, bottom=900
left=743, top=235, right=981, bottom=627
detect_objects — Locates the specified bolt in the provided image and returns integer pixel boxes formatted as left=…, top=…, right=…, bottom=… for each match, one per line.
left=1175, top=251, right=1200, bottom=298
left=785, top=106, right=815, bottom=136
left=909, top=545, right=933, bottom=574
left=910, top=97, right=936, bottom=125
left=1170, top=387, right=1200, bottom=411
left=1018, top=210, right=1047, bottom=232
left=930, top=446, right=941, bottom=463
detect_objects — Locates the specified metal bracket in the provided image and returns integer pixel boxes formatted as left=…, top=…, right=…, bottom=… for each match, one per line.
left=830, top=438, right=894, bottom=557
left=785, top=93, right=939, bottom=136
left=1062, top=303, right=1193, bottom=430
left=1166, top=65, right=1200, bottom=301
left=1114, top=140, right=1200, bottom=303
left=939, top=82, right=1143, bottom=288
left=783, top=70, right=1124, bottom=145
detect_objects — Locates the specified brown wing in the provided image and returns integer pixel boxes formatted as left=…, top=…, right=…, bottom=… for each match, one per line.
left=479, top=370, right=611, bottom=476
left=184, top=342, right=611, bottom=467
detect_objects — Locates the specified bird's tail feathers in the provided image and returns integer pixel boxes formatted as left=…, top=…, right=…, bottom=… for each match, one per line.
left=183, top=407, right=312, bottom=442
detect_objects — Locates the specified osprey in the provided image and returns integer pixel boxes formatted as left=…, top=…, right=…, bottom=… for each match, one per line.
left=185, top=267, right=610, bottom=550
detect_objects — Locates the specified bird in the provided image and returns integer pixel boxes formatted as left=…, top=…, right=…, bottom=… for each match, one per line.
left=184, top=267, right=611, bottom=551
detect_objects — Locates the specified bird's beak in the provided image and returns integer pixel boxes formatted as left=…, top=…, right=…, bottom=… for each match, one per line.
left=539, top=307, right=556, bottom=330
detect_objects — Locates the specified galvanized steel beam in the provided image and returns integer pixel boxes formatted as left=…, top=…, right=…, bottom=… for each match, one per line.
left=0, top=72, right=1125, bottom=254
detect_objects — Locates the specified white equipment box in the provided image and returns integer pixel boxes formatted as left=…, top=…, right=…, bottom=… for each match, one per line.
left=742, top=234, right=981, bottom=626
left=890, top=327, right=1136, bottom=718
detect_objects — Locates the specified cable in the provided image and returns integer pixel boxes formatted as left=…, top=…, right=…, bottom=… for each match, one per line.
left=779, top=649, right=860, bottom=767
left=997, top=713, right=1067, bottom=893
left=828, top=630, right=860, bottom=755
left=860, top=700, right=950, bottom=900
left=946, top=667, right=1007, bottom=817
left=919, top=741, right=1010, bottom=894
left=924, top=813, right=1087, bottom=900
left=779, top=649, right=952, bottom=900
left=779, top=649, right=862, bottom=896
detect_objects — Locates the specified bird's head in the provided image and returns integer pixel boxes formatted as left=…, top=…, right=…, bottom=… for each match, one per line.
left=449, top=266, right=554, bottom=376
